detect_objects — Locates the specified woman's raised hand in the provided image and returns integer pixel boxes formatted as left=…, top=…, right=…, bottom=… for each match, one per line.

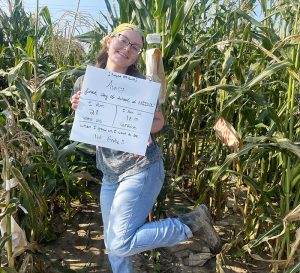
left=71, top=91, right=81, bottom=111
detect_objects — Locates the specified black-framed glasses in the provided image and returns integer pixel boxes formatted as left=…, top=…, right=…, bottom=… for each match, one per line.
left=113, top=33, right=143, bottom=54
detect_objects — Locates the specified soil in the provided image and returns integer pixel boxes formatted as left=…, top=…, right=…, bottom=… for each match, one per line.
left=41, top=182, right=108, bottom=272
left=41, top=181, right=271, bottom=273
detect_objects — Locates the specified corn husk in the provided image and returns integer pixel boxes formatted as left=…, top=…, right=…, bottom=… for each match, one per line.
left=213, top=118, right=240, bottom=149
left=0, top=216, right=28, bottom=251
left=248, top=204, right=300, bottom=267
left=145, top=48, right=166, bottom=105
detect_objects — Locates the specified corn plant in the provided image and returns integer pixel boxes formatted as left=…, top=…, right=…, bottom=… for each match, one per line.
left=102, top=0, right=300, bottom=272
left=1, top=0, right=299, bottom=272
left=0, top=0, right=97, bottom=270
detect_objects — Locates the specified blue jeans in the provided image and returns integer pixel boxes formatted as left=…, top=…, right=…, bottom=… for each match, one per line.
left=100, top=160, right=192, bottom=273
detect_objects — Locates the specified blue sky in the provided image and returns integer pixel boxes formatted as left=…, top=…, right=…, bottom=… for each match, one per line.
left=0, top=1, right=263, bottom=32
left=23, top=0, right=110, bottom=20
left=21, top=0, right=115, bottom=33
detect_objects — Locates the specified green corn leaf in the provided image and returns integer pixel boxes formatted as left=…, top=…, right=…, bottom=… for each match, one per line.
left=14, top=79, right=33, bottom=114
left=11, top=166, right=47, bottom=220
left=32, top=68, right=65, bottom=103
left=247, top=222, right=283, bottom=248
left=24, top=36, right=34, bottom=58
left=104, top=0, right=118, bottom=27
left=272, top=138, right=300, bottom=158
left=98, top=11, right=113, bottom=30
left=221, top=49, right=235, bottom=79
left=235, top=9, right=266, bottom=29
left=168, top=42, right=209, bottom=85
left=153, top=0, right=171, bottom=17
left=7, top=58, right=35, bottom=85
left=211, top=137, right=300, bottom=186
left=265, top=107, right=285, bottom=133
left=117, top=0, right=130, bottom=24
left=30, top=86, right=45, bottom=104
left=245, top=137, right=300, bottom=159
left=39, top=6, right=51, bottom=25
left=189, top=84, right=240, bottom=99
left=57, top=141, right=78, bottom=162
left=291, top=173, right=300, bottom=188
left=210, top=143, right=259, bottom=186
left=41, top=178, right=57, bottom=196
left=222, top=90, right=244, bottom=110
left=290, top=161, right=300, bottom=181
left=20, top=118, right=59, bottom=156
left=129, top=0, right=153, bottom=31
left=165, top=0, right=197, bottom=58
left=170, top=0, right=197, bottom=38
left=260, top=0, right=267, bottom=15
left=0, top=234, right=11, bottom=251
left=39, top=68, right=64, bottom=87
left=245, top=61, right=292, bottom=89
left=76, top=143, right=96, bottom=155
left=0, top=202, right=18, bottom=222
left=75, top=29, right=106, bottom=43
left=22, top=162, right=48, bottom=178
left=10, top=167, right=35, bottom=198
left=10, top=167, right=37, bottom=221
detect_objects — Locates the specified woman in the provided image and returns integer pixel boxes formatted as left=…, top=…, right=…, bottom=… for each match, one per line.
left=71, top=23, right=221, bottom=273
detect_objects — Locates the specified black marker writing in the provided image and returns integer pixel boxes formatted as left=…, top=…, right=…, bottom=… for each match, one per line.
left=84, top=88, right=97, bottom=95
left=106, top=80, right=125, bottom=93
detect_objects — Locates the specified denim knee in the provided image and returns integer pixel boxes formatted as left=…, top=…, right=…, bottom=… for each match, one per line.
left=107, top=235, right=132, bottom=257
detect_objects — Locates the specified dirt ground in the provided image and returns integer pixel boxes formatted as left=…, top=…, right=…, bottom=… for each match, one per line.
left=41, top=181, right=271, bottom=273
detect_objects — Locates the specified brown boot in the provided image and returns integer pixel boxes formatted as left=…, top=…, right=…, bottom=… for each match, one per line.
left=178, top=204, right=222, bottom=254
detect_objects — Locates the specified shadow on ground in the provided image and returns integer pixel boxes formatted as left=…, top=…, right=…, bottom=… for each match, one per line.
left=41, top=182, right=269, bottom=273
left=42, top=182, right=111, bottom=273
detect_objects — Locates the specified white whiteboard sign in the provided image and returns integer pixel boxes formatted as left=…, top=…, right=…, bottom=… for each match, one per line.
left=70, top=66, right=160, bottom=155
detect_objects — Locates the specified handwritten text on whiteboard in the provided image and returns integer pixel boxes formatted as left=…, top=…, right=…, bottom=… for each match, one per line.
left=70, top=66, right=160, bottom=155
